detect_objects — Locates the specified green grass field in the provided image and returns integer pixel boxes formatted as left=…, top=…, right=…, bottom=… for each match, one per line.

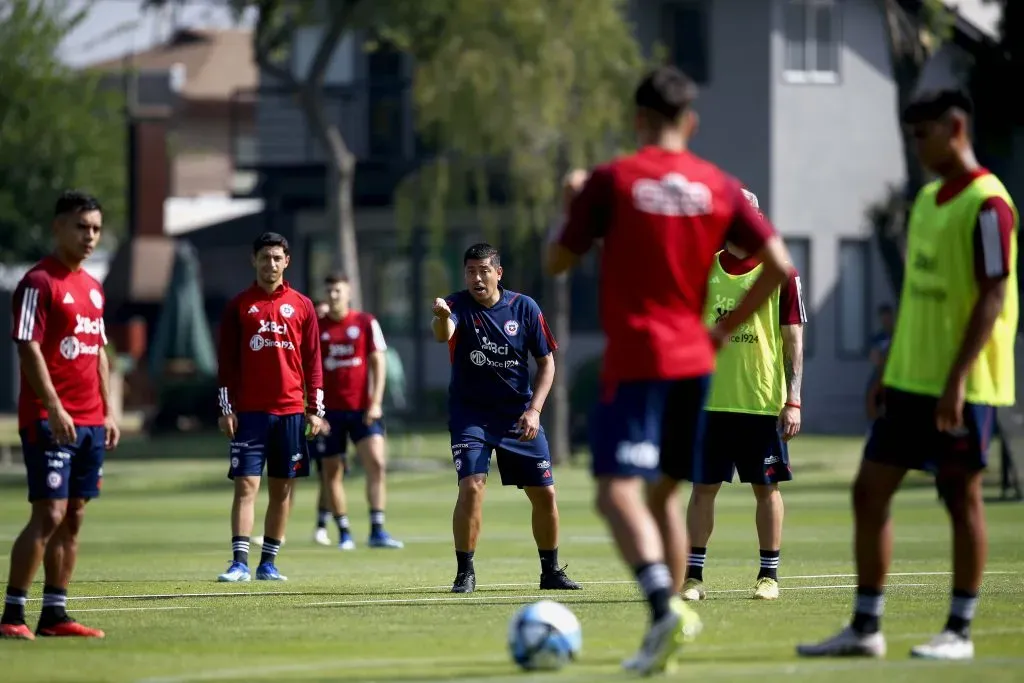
left=0, top=434, right=1022, bottom=683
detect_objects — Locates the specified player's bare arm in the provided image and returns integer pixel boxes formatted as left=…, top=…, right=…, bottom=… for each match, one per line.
left=780, top=324, right=803, bottom=442
left=216, top=302, right=241, bottom=440
left=98, top=346, right=120, bottom=449
left=17, top=341, right=75, bottom=445
left=366, top=349, right=386, bottom=424
left=431, top=298, right=456, bottom=342
left=938, top=276, right=1007, bottom=432
left=518, top=352, right=554, bottom=442
left=711, top=236, right=792, bottom=347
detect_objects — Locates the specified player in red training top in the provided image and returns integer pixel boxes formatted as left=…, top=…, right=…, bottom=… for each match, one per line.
left=1, top=191, right=120, bottom=641
left=311, top=272, right=404, bottom=549
left=547, top=66, right=793, bottom=674
left=215, top=232, right=324, bottom=583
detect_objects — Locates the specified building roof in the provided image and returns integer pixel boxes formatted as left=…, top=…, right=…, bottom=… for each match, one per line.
left=84, top=28, right=256, bottom=102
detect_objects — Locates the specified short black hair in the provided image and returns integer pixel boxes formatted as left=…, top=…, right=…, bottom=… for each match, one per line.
left=901, top=88, right=974, bottom=125
left=464, top=243, right=500, bottom=266
left=634, top=66, right=698, bottom=123
left=54, top=190, right=102, bottom=217
left=252, top=231, right=289, bottom=256
left=324, top=272, right=349, bottom=285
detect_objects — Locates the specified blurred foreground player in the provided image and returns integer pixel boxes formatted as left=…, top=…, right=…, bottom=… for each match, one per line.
left=682, top=188, right=807, bottom=602
left=548, top=66, right=792, bottom=674
left=798, top=90, right=1017, bottom=660
left=215, top=232, right=324, bottom=582
left=432, top=243, right=580, bottom=594
left=312, top=273, right=403, bottom=549
left=2, top=191, right=119, bottom=640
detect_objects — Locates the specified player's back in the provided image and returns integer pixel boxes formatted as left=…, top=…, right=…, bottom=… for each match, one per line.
left=597, top=147, right=755, bottom=381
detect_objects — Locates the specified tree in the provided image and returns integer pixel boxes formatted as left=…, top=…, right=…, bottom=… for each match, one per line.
left=0, top=0, right=126, bottom=263
left=387, top=0, right=644, bottom=462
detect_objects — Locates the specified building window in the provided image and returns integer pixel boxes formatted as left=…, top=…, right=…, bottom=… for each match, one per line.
left=783, top=0, right=840, bottom=83
left=837, top=239, right=871, bottom=357
left=785, top=237, right=813, bottom=357
left=662, top=2, right=710, bottom=84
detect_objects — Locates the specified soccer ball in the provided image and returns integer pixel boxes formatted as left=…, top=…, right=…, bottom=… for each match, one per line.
left=507, top=600, right=582, bottom=671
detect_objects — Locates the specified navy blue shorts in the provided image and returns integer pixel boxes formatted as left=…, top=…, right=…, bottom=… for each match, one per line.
left=864, top=388, right=996, bottom=473
left=691, top=411, right=791, bottom=485
left=450, top=421, right=554, bottom=488
left=228, top=412, right=310, bottom=480
left=589, top=377, right=710, bottom=482
left=312, top=410, right=385, bottom=467
left=20, top=420, right=105, bottom=502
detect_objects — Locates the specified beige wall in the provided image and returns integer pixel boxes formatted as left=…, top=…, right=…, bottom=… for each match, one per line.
left=170, top=114, right=253, bottom=197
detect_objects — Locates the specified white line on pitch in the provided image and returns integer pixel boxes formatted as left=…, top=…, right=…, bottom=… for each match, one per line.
left=26, top=590, right=302, bottom=603
left=23, top=570, right=1015, bottom=603
left=72, top=606, right=199, bottom=614
left=395, top=570, right=1014, bottom=592
left=305, top=582, right=933, bottom=607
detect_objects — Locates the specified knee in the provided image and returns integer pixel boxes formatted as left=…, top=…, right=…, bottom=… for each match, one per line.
left=691, top=484, right=721, bottom=504
left=267, top=482, right=293, bottom=505
left=526, top=486, right=557, bottom=511
left=851, top=474, right=885, bottom=519
left=751, top=484, right=778, bottom=503
left=61, top=501, right=87, bottom=536
left=937, top=475, right=980, bottom=518
left=235, top=477, right=260, bottom=502
left=457, top=476, right=486, bottom=504
left=34, top=504, right=66, bottom=537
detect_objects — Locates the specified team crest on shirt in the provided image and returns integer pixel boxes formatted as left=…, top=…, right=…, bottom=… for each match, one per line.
left=504, top=320, right=519, bottom=336
left=347, top=325, right=360, bottom=340
left=89, top=289, right=103, bottom=310
left=321, top=332, right=330, bottom=341
left=280, top=303, right=295, bottom=318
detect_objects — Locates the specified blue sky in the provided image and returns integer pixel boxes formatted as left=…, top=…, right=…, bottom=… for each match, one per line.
left=58, top=0, right=256, bottom=68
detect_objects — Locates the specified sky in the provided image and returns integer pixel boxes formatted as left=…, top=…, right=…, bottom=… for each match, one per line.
left=58, top=0, right=256, bottom=68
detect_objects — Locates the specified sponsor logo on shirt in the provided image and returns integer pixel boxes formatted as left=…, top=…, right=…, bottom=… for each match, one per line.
left=632, top=173, right=712, bottom=217
left=469, top=337, right=519, bottom=369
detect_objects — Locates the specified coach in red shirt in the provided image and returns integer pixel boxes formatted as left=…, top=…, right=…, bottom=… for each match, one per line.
left=214, top=232, right=324, bottom=583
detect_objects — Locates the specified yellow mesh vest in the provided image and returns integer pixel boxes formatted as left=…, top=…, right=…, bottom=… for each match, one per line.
left=884, top=174, right=1018, bottom=405
left=703, top=252, right=785, bottom=415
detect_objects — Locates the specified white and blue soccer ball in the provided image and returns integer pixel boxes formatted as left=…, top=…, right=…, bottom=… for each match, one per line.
left=507, top=600, right=582, bottom=671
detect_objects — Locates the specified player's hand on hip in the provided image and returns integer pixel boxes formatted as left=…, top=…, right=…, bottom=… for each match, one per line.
left=305, top=413, right=324, bottom=438
left=365, top=403, right=383, bottom=425
left=936, top=379, right=966, bottom=433
left=48, top=403, right=77, bottom=446
left=779, top=406, right=801, bottom=442
left=218, top=413, right=237, bottom=439
left=103, top=416, right=121, bottom=449
left=517, top=407, right=541, bottom=441
left=432, top=298, right=451, bottom=320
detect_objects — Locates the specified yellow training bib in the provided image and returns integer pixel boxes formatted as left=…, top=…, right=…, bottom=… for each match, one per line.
left=703, top=253, right=786, bottom=415
left=884, top=173, right=1018, bottom=405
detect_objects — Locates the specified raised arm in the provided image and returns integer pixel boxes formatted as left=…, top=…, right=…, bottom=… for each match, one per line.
left=431, top=297, right=456, bottom=343
left=545, top=167, right=613, bottom=276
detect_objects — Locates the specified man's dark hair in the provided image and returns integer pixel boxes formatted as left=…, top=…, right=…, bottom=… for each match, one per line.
left=464, top=243, right=500, bottom=266
left=252, top=231, right=289, bottom=256
left=54, top=190, right=102, bottom=217
left=634, top=66, right=699, bottom=123
left=324, top=272, right=349, bottom=285
left=901, top=88, right=974, bottom=125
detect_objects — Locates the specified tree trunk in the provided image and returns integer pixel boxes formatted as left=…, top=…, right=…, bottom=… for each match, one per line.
left=545, top=271, right=572, bottom=465
left=326, top=153, right=363, bottom=310
left=302, top=89, right=364, bottom=310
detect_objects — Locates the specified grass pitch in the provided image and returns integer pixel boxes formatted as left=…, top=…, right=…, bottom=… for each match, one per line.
left=0, top=433, right=1022, bottom=682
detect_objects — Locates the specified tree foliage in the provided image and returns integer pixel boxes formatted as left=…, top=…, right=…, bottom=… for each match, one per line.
left=0, top=0, right=126, bottom=263
left=387, top=0, right=644, bottom=244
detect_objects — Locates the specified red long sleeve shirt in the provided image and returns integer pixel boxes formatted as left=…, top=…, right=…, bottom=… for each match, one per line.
left=217, top=281, right=324, bottom=417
